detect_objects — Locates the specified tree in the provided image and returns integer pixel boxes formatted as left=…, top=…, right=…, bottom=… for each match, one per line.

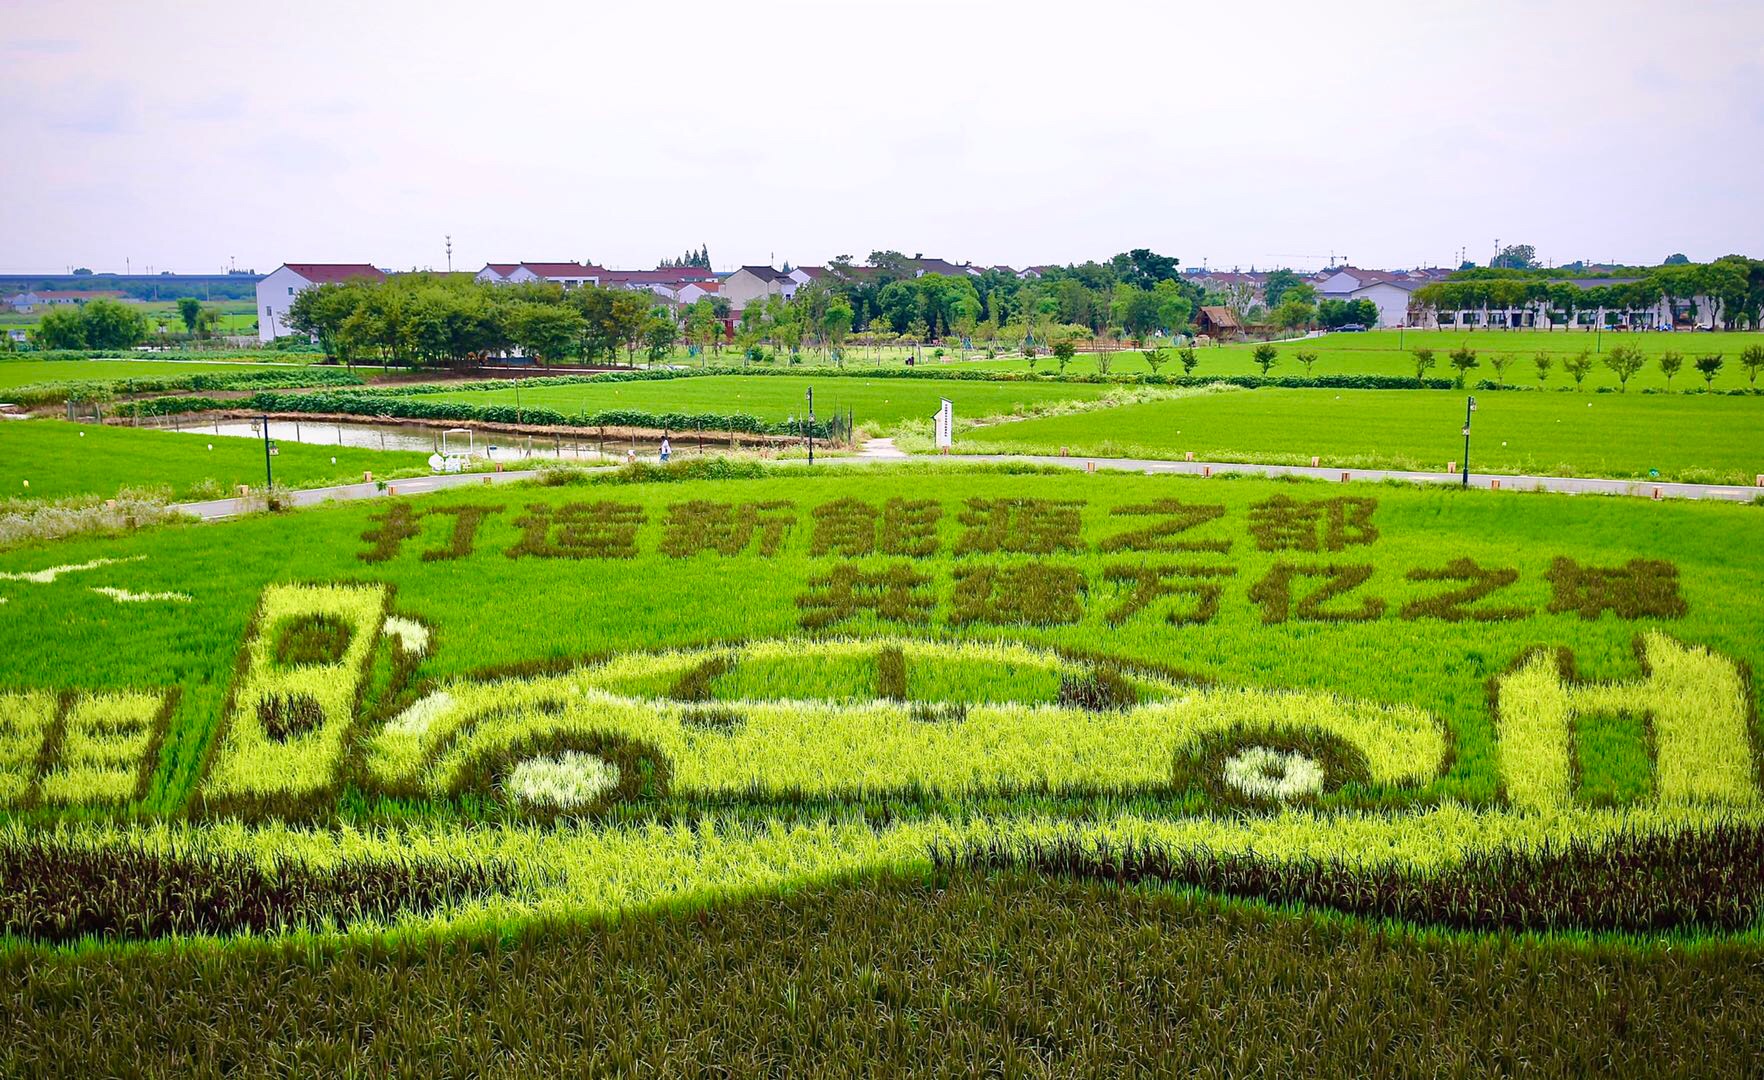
left=79, top=299, right=149, bottom=349
left=1295, top=349, right=1319, bottom=376
left=1448, top=346, right=1479, bottom=387
left=509, top=302, right=584, bottom=366
left=30, top=307, right=87, bottom=350
left=1273, top=297, right=1315, bottom=333
left=1657, top=351, right=1683, bottom=392
left=1109, top=248, right=1181, bottom=290
left=1663, top=253, right=1690, bottom=266
left=643, top=310, right=676, bottom=365
left=1563, top=350, right=1593, bottom=390
left=1488, top=354, right=1512, bottom=386
left=1695, top=353, right=1724, bottom=388
left=1179, top=347, right=1198, bottom=376
left=1602, top=343, right=1645, bottom=392
left=195, top=307, right=223, bottom=340
left=1052, top=338, right=1076, bottom=374
left=1109, top=285, right=1163, bottom=339
left=1533, top=351, right=1553, bottom=386
left=1490, top=244, right=1539, bottom=270
left=608, top=291, right=650, bottom=365
left=1142, top=348, right=1166, bottom=374
left=1252, top=343, right=1278, bottom=376
left=177, top=297, right=202, bottom=334
left=1411, top=348, right=1436, bottom=387
left=1262, top=269, right=1302, bottom=308
left=1742, top=344, right=1764, bottom=386
left=824, top=299, right=853, bottom=366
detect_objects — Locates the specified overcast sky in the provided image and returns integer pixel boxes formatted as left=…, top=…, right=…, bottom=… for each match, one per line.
left=3, top=0, right=1760, bottom=276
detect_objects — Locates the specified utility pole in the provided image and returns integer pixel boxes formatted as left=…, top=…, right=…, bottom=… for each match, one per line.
left=1460, top=396, right=1476, bottom=488
left=445, top=234, right=453, bottom=273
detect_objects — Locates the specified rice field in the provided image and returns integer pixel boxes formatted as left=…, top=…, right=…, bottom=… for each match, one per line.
left=910, top=387, right=1764, bottom=485
left=2, top=461, right=1761, bottom=1071
left=0, top=420, right=431, bottom=501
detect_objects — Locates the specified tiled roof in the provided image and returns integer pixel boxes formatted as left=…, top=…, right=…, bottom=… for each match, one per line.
left=283, top=263, right=386, bottom=284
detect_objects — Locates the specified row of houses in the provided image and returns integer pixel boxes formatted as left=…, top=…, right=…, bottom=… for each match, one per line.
left=6, top=289, right=129, bottom=312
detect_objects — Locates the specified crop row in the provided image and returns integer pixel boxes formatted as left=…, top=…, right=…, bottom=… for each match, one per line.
left=115, top=389, right=837, bottom=436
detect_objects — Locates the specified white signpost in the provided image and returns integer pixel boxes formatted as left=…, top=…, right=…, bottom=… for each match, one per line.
left=934, top=398, right=953, bottom=453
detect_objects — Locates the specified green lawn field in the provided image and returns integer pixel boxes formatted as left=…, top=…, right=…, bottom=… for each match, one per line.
left=1, top=462, right=1761, bottom=1071
left=0, top=300, right=257, bottom=336
left=0, top=419, right=430, bottom=501
left=957, top=328, right=1764, bottom=391
left=919, top=387, right=1764, bottom=485
left=413, top=373, right=1120, bottom=425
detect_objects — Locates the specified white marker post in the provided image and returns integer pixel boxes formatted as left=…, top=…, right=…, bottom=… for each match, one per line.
left=935, top=398, right=953, bottom=454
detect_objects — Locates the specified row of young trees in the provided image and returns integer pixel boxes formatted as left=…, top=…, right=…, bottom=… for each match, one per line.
left=1405, top=344, right=1764, bottom=391
left=1410, top=258, right=1764, bottom=330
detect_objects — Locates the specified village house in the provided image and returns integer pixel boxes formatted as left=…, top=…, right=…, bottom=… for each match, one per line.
left=255, top=263, right=385, bottom=341
left=8, top=289, right=127, bottom=312
left=1195, top=305, right=1242, bottom=341
left=720, top=265, right=800, bottom=312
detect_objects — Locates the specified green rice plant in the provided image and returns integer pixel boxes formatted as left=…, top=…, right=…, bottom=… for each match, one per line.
left=0, top=692, right=57, bottom=806
left=200, top=583, right=389, bottom=814
left=37, top=691, right=171, bottom=807
left=1493, top=632, right=1756, bottom=810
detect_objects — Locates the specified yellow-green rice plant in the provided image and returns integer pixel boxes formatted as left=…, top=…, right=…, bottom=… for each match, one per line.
left=1494, top=632, right=1756, bottom=810
left=367, top=639, right=1445, bottom=810
left=0, top=691, right=57, bottom=806
left=37, top=690, right=171, bottom=806
left=201, top=583, right=390, bottom=813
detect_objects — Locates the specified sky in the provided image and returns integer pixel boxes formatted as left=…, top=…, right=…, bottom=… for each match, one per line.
left=2, top=0, right=1761, bottom=276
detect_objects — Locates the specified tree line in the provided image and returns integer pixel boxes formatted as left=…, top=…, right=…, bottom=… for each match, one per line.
left=1411, top=257, right=1764, bottom=330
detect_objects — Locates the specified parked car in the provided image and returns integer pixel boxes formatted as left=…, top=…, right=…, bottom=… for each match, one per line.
left=1333, top=323, right=1367, bottom=333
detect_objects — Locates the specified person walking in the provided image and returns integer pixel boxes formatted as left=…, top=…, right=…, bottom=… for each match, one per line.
left=659, top=435, right=672, bottom=464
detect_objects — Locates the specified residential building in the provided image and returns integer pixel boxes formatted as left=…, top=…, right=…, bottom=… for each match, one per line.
left=255, top=263, right=385, bottom=341
left=911, top=257, right=980, bottom=278
left=502, top=262, right=605, bottom=288
left=8, top=289, right=127, bottom=312
left=721, top=265, right=799, bottom=311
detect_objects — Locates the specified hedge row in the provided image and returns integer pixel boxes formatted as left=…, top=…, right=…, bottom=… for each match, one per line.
left=9, top=367, right=363, bottom=407
left=116, top=389, right=832, bottom=437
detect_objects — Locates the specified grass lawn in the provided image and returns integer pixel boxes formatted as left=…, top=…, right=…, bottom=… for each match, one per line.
left=413, top=373, right=1120, bottom=426
left=0, top=300, right=258, bottom=336
left=958, top=328, right=1764, bottom=391
left=0, top=419, right=431, bottom=501
left=920, top=387, right=1764, bottom=485
left=1, top=462, right=1761, bottom=1068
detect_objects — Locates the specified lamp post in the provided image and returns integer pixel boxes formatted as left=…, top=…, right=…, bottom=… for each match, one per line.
left=806, top=386, right=814, bottom=465
left=1460, top=396, right=1476, bottom=488
left=259, top=414, right=274, bottom=494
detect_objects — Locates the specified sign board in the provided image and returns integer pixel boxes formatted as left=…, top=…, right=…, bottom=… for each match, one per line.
left=934, top=398, right=953, bottom=451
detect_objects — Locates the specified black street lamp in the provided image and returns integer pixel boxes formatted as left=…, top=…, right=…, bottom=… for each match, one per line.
left=1460, top=396, right=1476, bottom=488
left=259, top=414, right=274, bottom=494
left=806, top=386, right=815, bottom=465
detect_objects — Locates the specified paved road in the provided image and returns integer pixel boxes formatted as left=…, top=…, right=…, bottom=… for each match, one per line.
left=173, top=448, right=1759, bottom=520
left=174, top=468, right=559, bottom=520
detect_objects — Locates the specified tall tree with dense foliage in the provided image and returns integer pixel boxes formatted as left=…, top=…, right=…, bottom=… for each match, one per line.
left=29, top=307, right=87, bottom=350
left=79, top=299, right=149, bottom=349
left=177, top=297, right=202, bottom=334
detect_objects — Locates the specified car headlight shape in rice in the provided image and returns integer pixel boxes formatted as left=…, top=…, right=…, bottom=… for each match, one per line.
left=504, top=751, right=621, bottom=809
left=1222, top=746, right=1326, bottom=802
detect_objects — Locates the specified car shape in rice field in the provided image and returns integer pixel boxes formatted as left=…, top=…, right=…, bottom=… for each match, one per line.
left=2, top=581, right=1757, bottom=823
